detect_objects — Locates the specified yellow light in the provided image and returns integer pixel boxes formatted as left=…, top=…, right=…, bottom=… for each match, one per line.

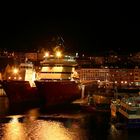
left=10, top=116, right=19, bottom=123
left=3, top=116, right=26, bottom=140
left=56, top=51, right=62, bottom=58
left=45, top=52, right=49, bottom=57
left=13, top=68, right=18, bottom=74
left=19, top=77, right=22, bottom=80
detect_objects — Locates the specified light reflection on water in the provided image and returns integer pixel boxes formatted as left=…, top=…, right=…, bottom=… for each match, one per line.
left=0, top=110, right=128, bottom=140
left=0, top=97, right=140, bottom=140
left=0, top=114, right=87, bottom=140
left=1, top=117, right=26, bottom=140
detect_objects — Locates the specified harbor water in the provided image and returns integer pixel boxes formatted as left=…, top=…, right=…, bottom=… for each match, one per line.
left=0, top=96, right=140, bottom=140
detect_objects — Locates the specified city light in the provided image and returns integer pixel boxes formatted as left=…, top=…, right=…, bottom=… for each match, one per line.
left=56, top=51, right=62, bottom=58
left=13, top=68, right=18, bottom=74
left=45, top=52, right=49, bottom=57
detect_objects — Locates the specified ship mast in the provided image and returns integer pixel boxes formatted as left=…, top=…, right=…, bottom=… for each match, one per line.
left=52, top=35, right=65, bottom=52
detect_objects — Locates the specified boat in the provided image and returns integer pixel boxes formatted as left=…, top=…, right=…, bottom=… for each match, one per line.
left=92, top=94, right=113, bottom=111
left=35, top=49, right=82, bottom=108
left=116, top=96, right=140, bottom=129
left=0, top=61, right=39, bottom=106
left=80, top=89, right=114, bottom=113
left=86, top=88, right=114, bottom=111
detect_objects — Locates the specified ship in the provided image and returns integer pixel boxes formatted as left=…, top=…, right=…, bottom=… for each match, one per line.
left=35, top=49, right=82, bottom=108
left=0, top=62, right=39, bottom=106
left=111, top=95, right=140, bottom=129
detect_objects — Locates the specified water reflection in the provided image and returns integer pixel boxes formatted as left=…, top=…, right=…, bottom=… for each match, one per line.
left=1, top=116, right=26, bottom=140
left=108, top=124, right=128, bottom=140
left=24, top=120, right=75, bottom=140
left=0, top=97, right=140, bottom=140
left=0, top=114, right=87, bottom=140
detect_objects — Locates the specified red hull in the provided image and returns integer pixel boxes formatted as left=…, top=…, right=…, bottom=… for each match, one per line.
left=35, top=81, right=81, bottom=107
left=0, top=80, right=39, bottom=105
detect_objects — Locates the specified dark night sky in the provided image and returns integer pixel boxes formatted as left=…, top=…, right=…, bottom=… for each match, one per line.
left=0, top=2, right=139, bottom=55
